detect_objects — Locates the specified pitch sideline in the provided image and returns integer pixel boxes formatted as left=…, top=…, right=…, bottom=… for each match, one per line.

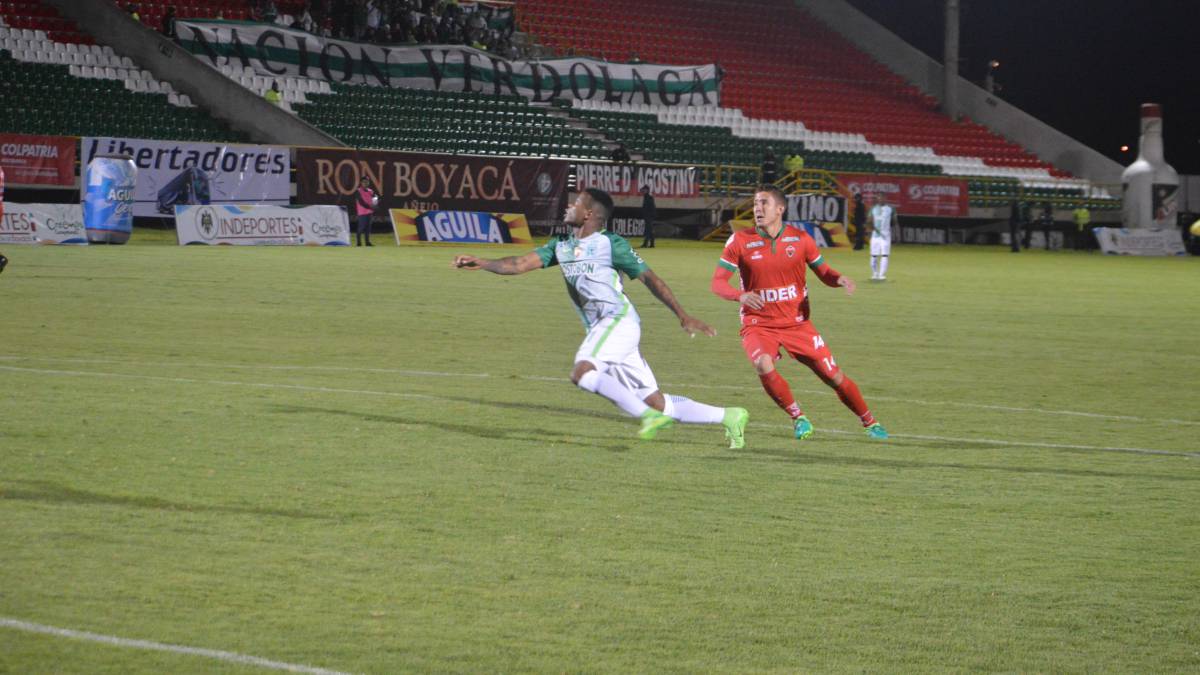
left=0, top=617, right=351, bottom=674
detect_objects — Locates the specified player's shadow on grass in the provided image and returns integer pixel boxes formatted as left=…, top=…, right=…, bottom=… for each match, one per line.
left=273, top=404, right=636, bottom=453
left=712, top=443, right=1199, bottom=482
left=1, top=479, right=330, bottom=520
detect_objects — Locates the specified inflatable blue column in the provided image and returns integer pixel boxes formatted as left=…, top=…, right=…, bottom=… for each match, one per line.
left=83, top=154, right=137, bottom=244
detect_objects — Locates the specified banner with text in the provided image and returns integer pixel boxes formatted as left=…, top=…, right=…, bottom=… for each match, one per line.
left=390, top=209, right=533, bottom=245
left=838, top=173, right=969, bottom=217
left=175, top=204, right=350, bottom=245
left=296, top=148, right=567, bottom=232
left=575, top=163, right=699, bottom=198
left=1093, top=227, right=1186, bottom=256
left=177, top=20, right=720, bottom=106
left=0, top=134, right=76, bottom=186
left=0, top=203, right=87, bottom=244
left=82, top=137, right=290, bottom=218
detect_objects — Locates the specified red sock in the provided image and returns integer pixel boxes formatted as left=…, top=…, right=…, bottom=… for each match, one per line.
left=835, top=376, right=876, bottom=427
left=759, top=370, right=803, bottom=419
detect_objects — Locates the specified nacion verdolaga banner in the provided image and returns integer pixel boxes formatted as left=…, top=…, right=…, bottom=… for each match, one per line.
left=296, top=148, right=567, bottom=232
left=390, top=209, right=533, bottom=245
left=177, top=20, right=720, bottom=106
left=0, top=203, right=87, bottom=244
left=0, top=134, right=76, bottom=186
left=82, top=137, right=290, bottom=218
left=175, top=204, right=350, bottom=245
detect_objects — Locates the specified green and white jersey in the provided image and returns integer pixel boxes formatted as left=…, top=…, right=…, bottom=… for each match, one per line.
left=534, top=230, right=649, bottom=329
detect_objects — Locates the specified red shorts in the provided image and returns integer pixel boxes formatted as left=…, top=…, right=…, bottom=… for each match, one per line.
left=741, top=323, right=840, bottom=380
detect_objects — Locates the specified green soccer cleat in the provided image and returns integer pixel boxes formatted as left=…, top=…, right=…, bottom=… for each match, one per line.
left=638, top=409, right=676, bottom=440
left=793, top=415, right=814, bottom=440
left=722, top=407, right=749, bottom=449
left=864, top=422, right=889, bottom=440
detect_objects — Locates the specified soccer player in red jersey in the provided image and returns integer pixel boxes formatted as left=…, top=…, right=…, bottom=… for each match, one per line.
left=710, top=185, right=888, bottom=440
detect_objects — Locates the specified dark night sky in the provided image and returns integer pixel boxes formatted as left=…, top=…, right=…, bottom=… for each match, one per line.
left=842, top=0, right=1199, bottom=177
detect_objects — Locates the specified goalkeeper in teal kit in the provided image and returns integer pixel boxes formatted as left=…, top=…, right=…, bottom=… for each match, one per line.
left=453, top=187, right=749, bottom=448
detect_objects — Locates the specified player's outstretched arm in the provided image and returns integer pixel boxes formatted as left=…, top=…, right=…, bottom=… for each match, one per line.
left=640, top=269, right=717, bottom=337
left=711, top=265, right=765, bottom=308
left=452, top=251, right=542, bottom=275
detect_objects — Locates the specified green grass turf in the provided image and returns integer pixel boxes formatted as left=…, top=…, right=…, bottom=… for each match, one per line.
left=1, top=233, right=1198, bottom=673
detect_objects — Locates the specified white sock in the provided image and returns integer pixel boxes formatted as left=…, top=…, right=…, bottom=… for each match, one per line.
left=879, top=255, right=889, bottom=277
left=870, top=256, right=879, bottom=277
left=665, top=395, right=726, bottom=424
left=577, top=370, right=649, bottom=417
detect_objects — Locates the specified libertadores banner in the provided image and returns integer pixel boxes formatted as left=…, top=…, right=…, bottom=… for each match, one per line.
left=837, top=173, right=969, bottom=217
left=574, top=163, right=699, bottom=198
left=296, top=148, right=567, bottom=232
left=175, top=204, right=350, bottom=245
left=82, top=137, right=291, bottom=218
left=0, top=134, right=76, bottom=186
left=0, top=203, right=87, bottom=244
left=177, top=20, right=720, bottom=106
left=390, top=209, right=533, bottom=245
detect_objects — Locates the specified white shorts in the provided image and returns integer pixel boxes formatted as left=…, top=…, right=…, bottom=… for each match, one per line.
left=575, top=315, right=659, bottom=399
left=870, top=238, right=891, bottom=256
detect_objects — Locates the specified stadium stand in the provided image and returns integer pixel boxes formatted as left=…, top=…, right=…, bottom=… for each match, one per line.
left=0, top=4, right=244, bottom=141
left=516, top=0, right=1112, bottom=204
left=293, top=85, right=608, bottom=158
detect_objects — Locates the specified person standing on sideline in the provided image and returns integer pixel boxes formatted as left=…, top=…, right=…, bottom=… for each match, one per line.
left=710, top=185, right=886, bottom=441
left=868, top=195, right=896, bottom=281
left=0, top=165, right=7, bottom=274
left=1020, top=201, right=1033, bottom=249
left=1008, top=199, right=1022, bottom=252
left=452, top=188, right=750, bottom=448
left=1039, top=201, right=1054, bottom=250
left=639, top=184, right=657, bottom=248
left=354, top=176, right=378, bottom=246
left=1073, top=203, right=1092, bottom=250
left=851, top=191, right=866, bottom=251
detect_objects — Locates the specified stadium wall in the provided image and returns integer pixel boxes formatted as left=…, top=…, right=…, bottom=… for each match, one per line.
left=796, top=0, right=1124, bottom=185
left=42, top=0, right=342, bottom=148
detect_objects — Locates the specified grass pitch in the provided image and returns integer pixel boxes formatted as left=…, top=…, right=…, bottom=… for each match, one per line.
left=1, top=233, right=1198, bottom=673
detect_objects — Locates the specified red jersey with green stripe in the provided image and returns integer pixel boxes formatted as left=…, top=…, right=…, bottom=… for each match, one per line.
left=718, top=225, right=829, bottom=328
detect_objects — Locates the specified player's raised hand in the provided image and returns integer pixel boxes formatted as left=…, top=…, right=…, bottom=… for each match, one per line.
left=680, top=315, right=717, bottom=338
left=838, top=276, right=856, bottom=296
left=738, top=291, right=766, bottom=310
left=452, top=255, right=483, bottom=270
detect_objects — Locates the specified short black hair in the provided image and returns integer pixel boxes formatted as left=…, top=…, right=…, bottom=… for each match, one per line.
left=583, top=187, right=614, bottom=221
left=755, top=184, right=786, bottom=206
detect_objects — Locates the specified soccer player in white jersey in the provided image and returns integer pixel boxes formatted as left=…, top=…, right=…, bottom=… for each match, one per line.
left=868, top=194, right=896, bottom=281
left=452, top=188, right=750, bottom=448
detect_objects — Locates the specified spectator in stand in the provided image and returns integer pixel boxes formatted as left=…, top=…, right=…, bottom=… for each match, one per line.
left=355, top=176, right=378, bottom=246
left=365, top=0, right=382, bottom=40
left=784, top=152, right=804, bottom=175
left=852, top=191, right=866, bottom=251
left=640, top=185, right=657, bottom=249
left=264, top=81, right=282, bottom=106
left=761, top=148, right=778, bottom=185
left=611, top=142, right=631, bottom=164
left=161, top=6, right=177, bottom=38
left=296, top=4, right=315, bottom=32
left=416, top=14, right=437, bottom=43
left=352, top=0, right=368, bottom=39
left=127, top=3, right=141, bottom=22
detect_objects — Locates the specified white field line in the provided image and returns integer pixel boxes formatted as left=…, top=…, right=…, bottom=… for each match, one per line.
left=2, top=363, right=1196, bottom=459
left=0, top=618, right=351, bottom=675
left=2, top=354, right=1194, bottom=427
